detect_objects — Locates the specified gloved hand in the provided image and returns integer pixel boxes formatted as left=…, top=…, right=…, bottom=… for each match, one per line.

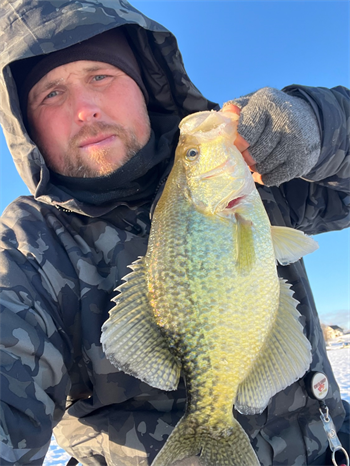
left=223, top=87, right=321, bottom=186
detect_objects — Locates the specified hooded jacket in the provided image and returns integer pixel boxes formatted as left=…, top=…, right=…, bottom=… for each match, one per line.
left=0, top=1, right=349, bottom=465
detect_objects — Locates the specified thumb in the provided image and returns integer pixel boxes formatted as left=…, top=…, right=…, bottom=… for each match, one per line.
left=222, top=102, right=241, bottom=116
left=221, top=104, right=257, bottom=171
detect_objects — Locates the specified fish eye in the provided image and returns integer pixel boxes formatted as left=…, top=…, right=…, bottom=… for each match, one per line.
left=186, top=148, right=199, bottom=161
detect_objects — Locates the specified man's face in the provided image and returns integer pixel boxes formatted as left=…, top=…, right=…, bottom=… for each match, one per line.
left=27, top=61, right=151, bottom=177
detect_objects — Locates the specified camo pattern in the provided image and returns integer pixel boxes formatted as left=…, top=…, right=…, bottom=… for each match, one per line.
left=0, top=0, right=349, bottom=465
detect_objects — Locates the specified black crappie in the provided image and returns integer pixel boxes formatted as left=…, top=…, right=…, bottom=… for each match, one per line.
left=101, top=110, right=317, bottom=466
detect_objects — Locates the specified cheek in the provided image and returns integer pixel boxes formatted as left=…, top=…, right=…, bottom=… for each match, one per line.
left=138, top=108, right=151, bottom=144
left=128, top=93, right=151, bottom=139
left=107, top=87, right=150, bottom=142
left=29, top=109, right=69, bottom=160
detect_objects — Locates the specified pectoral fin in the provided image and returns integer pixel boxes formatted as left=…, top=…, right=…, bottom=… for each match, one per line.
left=271, top=225, right=318, bottom=265
left=236, top=214, right=255, bottom=274
left=101, top=258, right=181, bottom=391
left=235, top=278, right=312, bottom=415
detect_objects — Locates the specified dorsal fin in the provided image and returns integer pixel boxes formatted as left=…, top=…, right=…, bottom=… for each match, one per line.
left=101, top=258, right=181, bottom=390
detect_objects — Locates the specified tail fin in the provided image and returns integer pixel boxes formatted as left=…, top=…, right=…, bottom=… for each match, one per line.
left=151, top=414, right=259, bottom=466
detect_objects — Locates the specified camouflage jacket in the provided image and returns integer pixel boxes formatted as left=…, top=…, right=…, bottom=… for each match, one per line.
left=0, top=1, right=349, bottom=465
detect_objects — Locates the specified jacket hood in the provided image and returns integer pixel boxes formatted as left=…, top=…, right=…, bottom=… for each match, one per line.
left=0, top=0, right=217, bottom=216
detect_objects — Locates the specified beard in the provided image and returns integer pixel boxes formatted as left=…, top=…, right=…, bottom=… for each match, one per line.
left=57, top=121, right=150, bottom=178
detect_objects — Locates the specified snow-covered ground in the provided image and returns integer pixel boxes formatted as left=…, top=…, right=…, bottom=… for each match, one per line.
left=327, top=346, right=350, bottom=403
left=44, top=348, right=350, bottom=465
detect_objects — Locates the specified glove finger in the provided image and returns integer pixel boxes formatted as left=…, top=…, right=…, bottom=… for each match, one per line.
left=260, top=161, right=293, bottom=187
left=256, top=138, right=320, bottom=183
left=246, top=121, right=283, bottom=165
left=230, top=88, right=288, bottom=152
left=254, top=142, right=289, bottom=175
left=259, top=142, right=316, bottom=187
left=237, top=98, right=281, bottom=149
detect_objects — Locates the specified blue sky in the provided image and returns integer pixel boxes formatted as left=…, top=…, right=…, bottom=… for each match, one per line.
left=0, top=0, right=349, bottom=330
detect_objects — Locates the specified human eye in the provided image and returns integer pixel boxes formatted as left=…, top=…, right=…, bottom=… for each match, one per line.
left=45, top=90, right=59, bottom=99
left=38, top=87, right=66, bottom=106
left=93, top=74, right=108, bottom=82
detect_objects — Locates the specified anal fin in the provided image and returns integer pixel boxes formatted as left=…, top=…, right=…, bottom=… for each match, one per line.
left=101, top=258, right=181, bottom=391
left=235, top=278, right=312, bottom=415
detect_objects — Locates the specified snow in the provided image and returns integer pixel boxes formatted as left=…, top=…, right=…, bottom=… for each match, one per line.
left=44, top=348, right=350, bottom=465
left=327, top=346, right=350, bottom=403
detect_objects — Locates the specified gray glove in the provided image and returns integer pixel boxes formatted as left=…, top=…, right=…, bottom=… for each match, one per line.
left=225, top=87, right=321, bottom=186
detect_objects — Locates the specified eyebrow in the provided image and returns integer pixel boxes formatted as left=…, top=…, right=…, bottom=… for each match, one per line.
left=82, top=65, right=111, bottom=73
left=36, top=79, right=63, bottom=95
left=31, top=64, right=115, bottom=100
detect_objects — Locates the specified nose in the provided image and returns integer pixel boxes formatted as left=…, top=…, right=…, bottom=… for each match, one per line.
left=74, top=90, right=101, bottom=123
left=78, top=107, right=100, bottom=123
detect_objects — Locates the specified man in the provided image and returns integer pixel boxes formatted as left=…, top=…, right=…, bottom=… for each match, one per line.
left=0, top=1, right=349, bottom=465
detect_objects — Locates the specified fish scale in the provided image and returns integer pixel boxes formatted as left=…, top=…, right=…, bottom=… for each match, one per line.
left=150, top=194, right=275, bottom=420
left=101, top=110, right=317, bottom=466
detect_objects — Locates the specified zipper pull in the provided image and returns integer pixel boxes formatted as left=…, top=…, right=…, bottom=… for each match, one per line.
left=305, top=371, right=349, bottom=466
left=319, top=402, right=349, bottom=466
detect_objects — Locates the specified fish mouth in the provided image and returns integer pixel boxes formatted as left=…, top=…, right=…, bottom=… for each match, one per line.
left=194, top=156, right=255, bottom=214
left=195, top=158, right=244, bottom=214
left=212, top=190, right=247, bottom=215
left=225, top=196, right=245, bottom=209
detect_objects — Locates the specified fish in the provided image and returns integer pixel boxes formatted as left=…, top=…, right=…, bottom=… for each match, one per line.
left=101, top=110, right=317, bottom=466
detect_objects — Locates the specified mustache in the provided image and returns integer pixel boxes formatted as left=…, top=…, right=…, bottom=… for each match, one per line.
left=70, top=122, right=127, bottom=148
